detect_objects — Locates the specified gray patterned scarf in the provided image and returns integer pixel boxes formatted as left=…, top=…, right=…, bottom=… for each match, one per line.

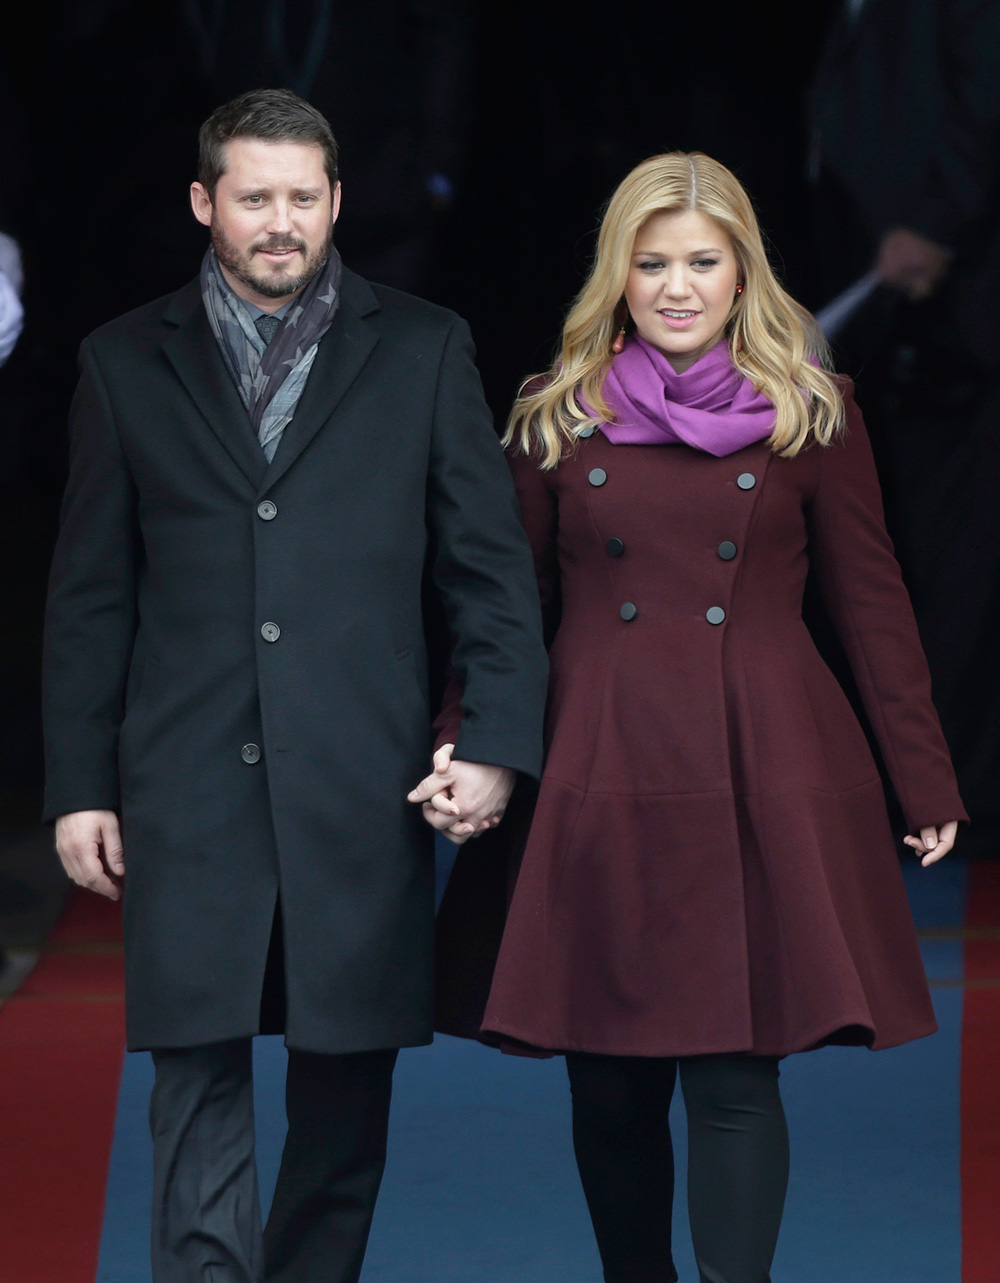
left=200, top=244, right=342, bottom=461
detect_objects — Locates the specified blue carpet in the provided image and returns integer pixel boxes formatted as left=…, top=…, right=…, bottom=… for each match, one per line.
left=97, top=1038, right=601, bottom=1282
left=774, top=992, right=962, bottom=1282
left=96, top=1049, right=154, bottom=1283
left=96, top=859, right=965, bottom=1281
left=770, top=859, right=965, bottom=1282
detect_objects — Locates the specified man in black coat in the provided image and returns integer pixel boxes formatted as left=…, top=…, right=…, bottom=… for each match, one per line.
left=809, top=0, right=1000, bottom=844
left=43, top=89, right=547, bottom=1283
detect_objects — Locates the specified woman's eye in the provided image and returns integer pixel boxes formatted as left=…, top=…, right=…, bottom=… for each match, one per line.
left=693, top=258, right=719, bottom=269
left=638, top=261, right=664, bottom=272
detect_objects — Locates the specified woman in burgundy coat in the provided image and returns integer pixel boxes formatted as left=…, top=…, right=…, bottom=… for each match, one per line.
left=415, top=153, right=966, bottom=1283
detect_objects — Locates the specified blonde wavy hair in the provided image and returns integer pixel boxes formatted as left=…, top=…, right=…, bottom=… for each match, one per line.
left=506, top=152, right=844, bottom=467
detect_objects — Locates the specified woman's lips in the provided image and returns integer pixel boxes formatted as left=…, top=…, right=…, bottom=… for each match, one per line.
left=658, top=309, right=699, bottom=330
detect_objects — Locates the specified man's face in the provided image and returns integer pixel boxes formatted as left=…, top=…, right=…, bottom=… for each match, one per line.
left=191, top=138, right=341, bottom=310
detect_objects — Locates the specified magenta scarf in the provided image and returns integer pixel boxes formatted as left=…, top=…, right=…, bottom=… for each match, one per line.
left=583, top=336, right=776, bottom=456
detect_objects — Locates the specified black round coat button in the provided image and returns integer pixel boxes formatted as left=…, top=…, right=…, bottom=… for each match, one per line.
left=257, top=500, right=277, bottom=520
left=606, top=537, right=625, bottom=557
left=241, top=743, right=261, bottom=764
left=588, top=468, right=608, bottom=487
left=718, top=541, right=737, bottom=561
left=620, top=602, right=637, bottom=621
left=578, top=424, right=597, bottom=439
left=706, top=606, right=727, bottom=625
left=261, top=622, right=281, bottom=643
left=737, top=472, right=756, bottom=490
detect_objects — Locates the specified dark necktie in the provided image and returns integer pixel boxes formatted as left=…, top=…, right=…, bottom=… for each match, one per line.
left=255, top=314, right=281, bottom=346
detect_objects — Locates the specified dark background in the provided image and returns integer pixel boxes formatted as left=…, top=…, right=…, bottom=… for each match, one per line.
left=2, top=0, right=997, bottom=849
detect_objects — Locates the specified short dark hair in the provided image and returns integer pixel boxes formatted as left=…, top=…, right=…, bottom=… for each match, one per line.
left=198, top=88, right=339, bottom=200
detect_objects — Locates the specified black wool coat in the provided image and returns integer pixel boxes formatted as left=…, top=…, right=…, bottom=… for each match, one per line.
left=43, top=268, right=547, bottom=1053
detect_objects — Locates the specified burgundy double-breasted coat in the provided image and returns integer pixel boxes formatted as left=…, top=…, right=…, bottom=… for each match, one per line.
left=436, top=384, right=967, bottom=1058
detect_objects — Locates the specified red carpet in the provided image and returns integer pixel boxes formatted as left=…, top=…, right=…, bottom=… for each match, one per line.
left=0, top=891, right=125, bottom=1283
left=961, top=862, right=1000, bottom=1283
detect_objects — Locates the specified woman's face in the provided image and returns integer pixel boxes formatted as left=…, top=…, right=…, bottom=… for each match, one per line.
left=623, top=209, right=740, bottom=373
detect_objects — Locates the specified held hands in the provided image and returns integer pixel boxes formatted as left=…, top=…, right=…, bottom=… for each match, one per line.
left=903, top=820, right=960, bottom=867
left=54, top=810, right=125, bottom=900
left=407, top=744, right=515, bottom=845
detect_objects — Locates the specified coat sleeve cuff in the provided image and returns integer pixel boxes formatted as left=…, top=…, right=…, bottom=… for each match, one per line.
left=452, top=726, right=543, bottom=781
left=42, top=783, right=121, bottom=825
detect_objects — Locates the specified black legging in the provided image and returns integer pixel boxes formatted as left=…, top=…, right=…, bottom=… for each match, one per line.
left=565, top=1052, right=789, bottom=1283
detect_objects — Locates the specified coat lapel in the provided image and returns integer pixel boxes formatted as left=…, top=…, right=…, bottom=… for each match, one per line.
left=259, top=269, right=380, bottom=495
left=160, top=280, right=269, bottom=490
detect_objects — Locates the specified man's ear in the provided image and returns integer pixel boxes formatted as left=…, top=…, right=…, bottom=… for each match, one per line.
left=331, top=181, right=342, bottom=226
left=190, top=182, right=213, bottom=228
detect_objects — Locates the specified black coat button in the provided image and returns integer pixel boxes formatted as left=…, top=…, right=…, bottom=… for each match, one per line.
left=606, top=537, right=625, bottom=557
left=718, top=541, right=737, bottom=560
left=589, top=468, right=608, bottom=487
left=737, top=472, right=756, bottom=490
left=578, top=424, right=597, bottom=438
left=706, top=606, right=727, bottom=625
left=261, top=622, right=281, bottom=642
left=241, top=743, right=261, bottom=764
left=620, top=602, right=637, bottom=621
left=257, top=500, right=277, bottom=520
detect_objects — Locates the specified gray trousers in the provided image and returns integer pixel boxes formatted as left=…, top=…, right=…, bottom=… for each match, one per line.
left=149, top=1039, right=398, bottom=1283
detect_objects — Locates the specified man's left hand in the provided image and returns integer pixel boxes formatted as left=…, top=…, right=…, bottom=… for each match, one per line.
left=407, top=745, right=515, bottom=845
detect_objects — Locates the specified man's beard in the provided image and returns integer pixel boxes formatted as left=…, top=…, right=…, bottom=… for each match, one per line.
left=211, top=217, right=333, bottom=299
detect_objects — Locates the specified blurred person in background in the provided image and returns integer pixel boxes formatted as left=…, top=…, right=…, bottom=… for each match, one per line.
left=809, top=0, right=1000, bottom=846
left=0, top=220, right=24, bottom=986
left=0, top=231, right=23, bottom=367
left=426, top=152, right=965, bottom=1283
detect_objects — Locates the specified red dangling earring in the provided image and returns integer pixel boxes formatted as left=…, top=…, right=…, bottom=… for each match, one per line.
left=612, top=327, right=626, bottom=354
left=736, top=283, right=744, bottom=295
